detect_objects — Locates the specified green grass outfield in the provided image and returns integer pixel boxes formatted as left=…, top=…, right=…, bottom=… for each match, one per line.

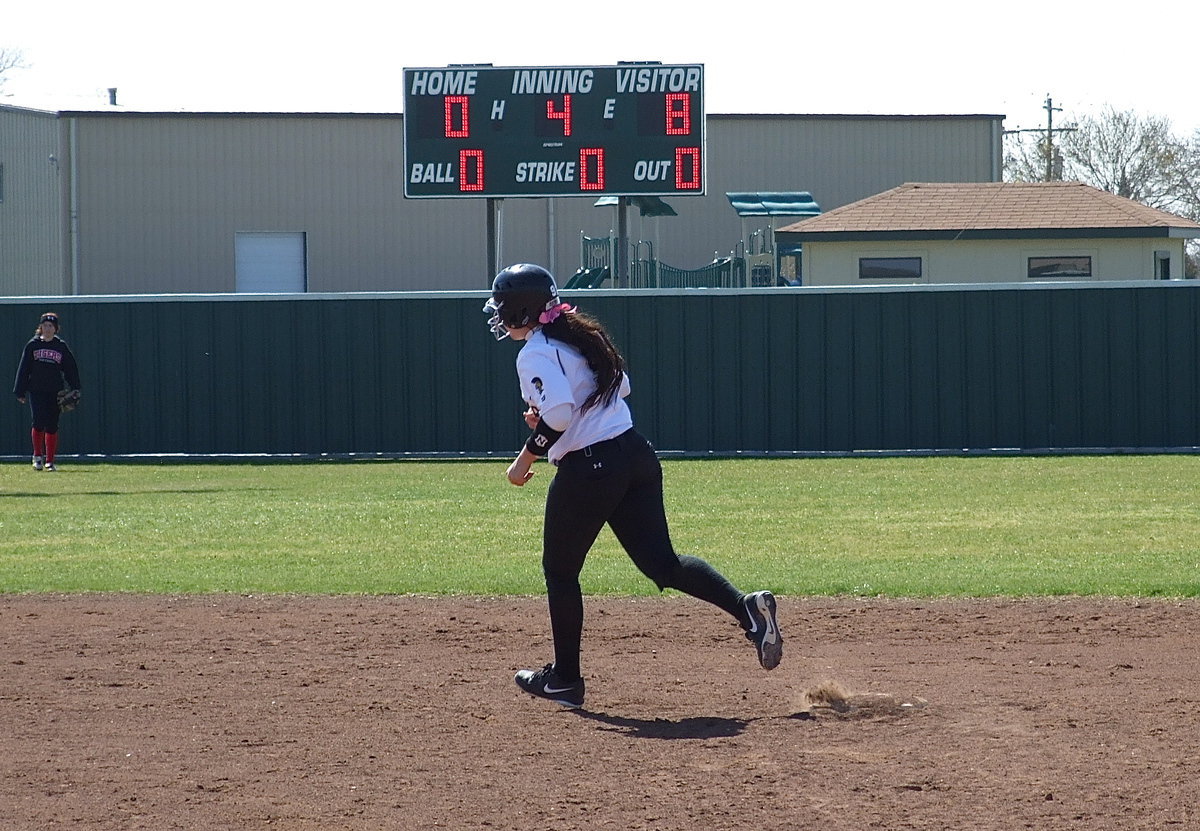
left=1, top=456, right=1197, bottom=597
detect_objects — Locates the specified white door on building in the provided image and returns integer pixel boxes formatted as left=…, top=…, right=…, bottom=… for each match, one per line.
left=235, top=232, right=307, bottom=292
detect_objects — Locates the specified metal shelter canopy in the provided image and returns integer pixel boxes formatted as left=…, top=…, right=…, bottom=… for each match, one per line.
left=725, top=191, right=821, bottom=217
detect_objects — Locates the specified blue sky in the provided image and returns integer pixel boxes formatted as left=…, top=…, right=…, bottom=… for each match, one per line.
left=3, top=0, right=1196, bottom=136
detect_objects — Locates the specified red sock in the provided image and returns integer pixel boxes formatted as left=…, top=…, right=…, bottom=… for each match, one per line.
left=32, top=429, right=46, bottom=456
left=45, top=432, right=58, bottom=464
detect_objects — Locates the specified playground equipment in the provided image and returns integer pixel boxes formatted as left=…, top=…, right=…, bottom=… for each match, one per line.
left=569, top=191, right=819, bottom=289
left=571, top=234, right=744, bottom=289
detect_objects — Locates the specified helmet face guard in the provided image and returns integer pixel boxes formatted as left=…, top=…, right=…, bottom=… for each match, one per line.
left=482, top=297, right=512, bottom=340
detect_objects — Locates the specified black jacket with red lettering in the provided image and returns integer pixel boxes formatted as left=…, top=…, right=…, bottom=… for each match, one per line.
left=12, top=336, right=81, bottom=397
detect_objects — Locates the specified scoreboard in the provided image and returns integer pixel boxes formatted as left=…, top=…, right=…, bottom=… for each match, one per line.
left=402, top=64, right=705, bottom=198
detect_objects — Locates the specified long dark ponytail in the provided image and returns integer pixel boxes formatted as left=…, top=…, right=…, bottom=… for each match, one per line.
left=541, top=311, right=625, bottom=413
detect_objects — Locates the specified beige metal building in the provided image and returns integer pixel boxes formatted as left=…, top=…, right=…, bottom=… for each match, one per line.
left=777, top=182, right=1200, bottom=285
left=1, top=105, right=1003, bottom=295
left=0, top=106, right=63, bottom=295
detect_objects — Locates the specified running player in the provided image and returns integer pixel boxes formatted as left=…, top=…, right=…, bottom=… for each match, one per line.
left=484, top=263, right=782, bottom=709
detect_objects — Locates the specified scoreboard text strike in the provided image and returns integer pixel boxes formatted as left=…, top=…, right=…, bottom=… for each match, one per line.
left=402, top=64, right=705, bottom=198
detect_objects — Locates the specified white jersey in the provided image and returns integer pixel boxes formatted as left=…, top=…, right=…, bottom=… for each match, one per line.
left=515, top=328, right=633, bottom=465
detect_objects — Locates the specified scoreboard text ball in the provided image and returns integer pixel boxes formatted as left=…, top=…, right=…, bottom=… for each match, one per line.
left=403, top=64, right=706, bottom=198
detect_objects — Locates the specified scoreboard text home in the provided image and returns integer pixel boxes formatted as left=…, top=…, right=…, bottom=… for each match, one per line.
left=402, top=64, right=706, bottom=198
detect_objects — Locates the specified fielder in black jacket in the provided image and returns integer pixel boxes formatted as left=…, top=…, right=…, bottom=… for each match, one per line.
left=12, top=312, right=81, bottom=472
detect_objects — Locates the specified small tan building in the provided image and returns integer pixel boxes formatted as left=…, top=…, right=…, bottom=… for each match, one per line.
left=777, top=182, right=1200, bottom=286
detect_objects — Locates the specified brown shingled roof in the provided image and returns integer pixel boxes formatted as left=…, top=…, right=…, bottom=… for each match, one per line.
left=780, top=182, right=1200, bottom=235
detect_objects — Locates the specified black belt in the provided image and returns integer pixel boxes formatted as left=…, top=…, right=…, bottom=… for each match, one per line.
left=555, top=428, right=636, bottom=466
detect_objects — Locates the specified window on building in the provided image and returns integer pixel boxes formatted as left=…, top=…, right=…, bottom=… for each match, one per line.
left=1028, top=256, right=1091, bottom=279
left=859, top=256, right=922, bottom=279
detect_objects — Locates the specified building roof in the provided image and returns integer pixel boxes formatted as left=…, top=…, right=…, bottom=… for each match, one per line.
left=777, top=182, right=1200, bottom=241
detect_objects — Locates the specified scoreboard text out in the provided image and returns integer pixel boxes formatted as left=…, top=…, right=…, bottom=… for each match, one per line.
left=402, top=64, right=706, bottom=198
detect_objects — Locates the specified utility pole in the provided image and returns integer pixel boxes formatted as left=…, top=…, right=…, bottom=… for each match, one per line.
left=1003, top=94, right=1077, bottom=181
left=1043, top=95, right=1061, bottom=181
left=1040, top=95, right=1078, bottom=181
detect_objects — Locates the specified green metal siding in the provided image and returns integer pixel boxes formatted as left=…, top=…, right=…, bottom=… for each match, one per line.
left=2, top=283, right=1198, bottom=458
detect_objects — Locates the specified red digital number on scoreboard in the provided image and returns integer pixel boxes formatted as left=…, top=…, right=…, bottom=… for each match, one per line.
left=580, top=148, right=605, bottom=191
left=675, top=147, right=701, bottom=190
left=546, top=95, right=572, bottom=137
left=459, top=149, right=484, bottom=192
left=444, top=96, right=469, bottom=138
left=665, top=93, right=690, bottom=135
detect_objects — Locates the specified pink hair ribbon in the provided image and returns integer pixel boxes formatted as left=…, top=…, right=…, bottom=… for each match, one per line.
left=539, top=303, right=575, bottom=324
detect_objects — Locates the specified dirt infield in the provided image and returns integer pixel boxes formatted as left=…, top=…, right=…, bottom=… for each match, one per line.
left=3, top=594, right=1198, bottom=830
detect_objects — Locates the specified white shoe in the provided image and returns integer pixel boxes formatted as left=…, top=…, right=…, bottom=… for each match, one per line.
left=44, top=462, right=57, bottom=472
left=32, top=455, right=44, bottom=471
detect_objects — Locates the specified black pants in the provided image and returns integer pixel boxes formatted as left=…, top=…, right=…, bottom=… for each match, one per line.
left=28, top=391, right=62, bottom=434
left=541, top=428, right=746, bottom=680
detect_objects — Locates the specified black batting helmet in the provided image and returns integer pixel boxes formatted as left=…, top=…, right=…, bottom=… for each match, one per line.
left=483, top=263, right=560, bottom=340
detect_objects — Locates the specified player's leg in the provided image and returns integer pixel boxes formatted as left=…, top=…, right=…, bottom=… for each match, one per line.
left=28, top=393, right=58, bottom=470
left=605, top=431, right=744, bottom=614
left=43, top=431, right=59, bottom=470
left=515, top=450, right=629, bottom=706
left=35, top=393, right=62, bottom=470
left=30, top=427, right=45, bottom=470
left=606, top=431, right=783, bottom=668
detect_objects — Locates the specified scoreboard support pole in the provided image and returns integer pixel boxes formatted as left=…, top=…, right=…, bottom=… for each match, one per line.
left=486, top=198, right=503, bottom=284
left=616, top=197, right=629, bottom=287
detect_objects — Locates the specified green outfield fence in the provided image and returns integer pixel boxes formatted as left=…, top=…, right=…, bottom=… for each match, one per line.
left=2, top=281, right=1198, bottom=458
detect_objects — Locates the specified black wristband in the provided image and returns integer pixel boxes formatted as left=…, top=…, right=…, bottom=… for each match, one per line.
left=525, top=419, right=565, bottom=456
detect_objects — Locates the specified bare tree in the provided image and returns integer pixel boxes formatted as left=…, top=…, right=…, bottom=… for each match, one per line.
left=1005, top=107, right=1200, bottom=275
left=0, top=47, right=26, bottom=93
left=1062, top=108, right=1186, bottom=209
left=1066, top=115, right=1200, bottom=275
left=1183, top=134, right=1200, bottom=276
left=1004, top=132, right=1051, bottom=183
left=1171, top=128, right=1200, bottom=218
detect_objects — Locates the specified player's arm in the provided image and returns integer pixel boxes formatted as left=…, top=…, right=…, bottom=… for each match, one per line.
left=507, top=403, right=573, bottom=486
left=506, top=446, right=539, bottom=486
left=13, top=343, right=34, bottom=400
